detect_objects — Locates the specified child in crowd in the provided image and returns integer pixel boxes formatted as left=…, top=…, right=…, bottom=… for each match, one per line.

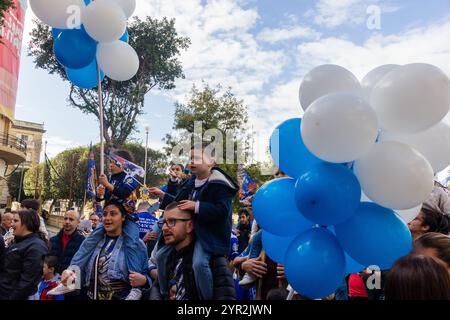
left=166, top=163, right=188, bottom=197
left=149, top=142, right=239, bottom=299
left=32, top=256, right=64, bottom=300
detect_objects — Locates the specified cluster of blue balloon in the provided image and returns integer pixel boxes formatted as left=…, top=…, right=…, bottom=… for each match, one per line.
left=253, top=117, right=413, bottom=299
left=53, top=26, right=130, bottom=88
left=30, top=0, right=139, bottom=89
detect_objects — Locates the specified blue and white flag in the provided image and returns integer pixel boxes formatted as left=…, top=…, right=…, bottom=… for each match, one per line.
left=106, top=152, right=145, bottom=178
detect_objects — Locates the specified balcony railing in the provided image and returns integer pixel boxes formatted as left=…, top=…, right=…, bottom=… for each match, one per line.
left=0, top=133, right=27, bottom=154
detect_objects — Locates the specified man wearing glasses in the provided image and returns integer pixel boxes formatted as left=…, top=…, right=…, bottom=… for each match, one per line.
left=153, top=202, right=196, bottom=300
left=152, top=202, right=235, bottom=300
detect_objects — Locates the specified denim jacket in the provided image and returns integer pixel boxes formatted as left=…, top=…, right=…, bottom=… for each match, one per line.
left=86, top=236, right=128, bottom=287
left=70, top=222, right=150, bottom=288
left=155, top=244, right=175, bottom=297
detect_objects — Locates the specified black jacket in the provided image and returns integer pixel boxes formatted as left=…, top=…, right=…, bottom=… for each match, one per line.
left=0, top=237, right=4, bottom=265
left=167, top=240, right=199, bottom=300
left=160, top=167, right=239, bottom=255
left=50, top=229, right=85, bottom=274
left=236, top=223, right=251, bottom=253
left=0, top=233, right=48, bottom=300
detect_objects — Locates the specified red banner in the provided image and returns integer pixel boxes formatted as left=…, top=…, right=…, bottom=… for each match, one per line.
left=0, top=0, right=26, bottom=120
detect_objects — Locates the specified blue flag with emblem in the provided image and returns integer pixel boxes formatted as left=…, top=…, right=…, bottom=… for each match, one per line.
left=106, top=152, right=145, bottom=178
left=86, top=143, right=96, bottom=198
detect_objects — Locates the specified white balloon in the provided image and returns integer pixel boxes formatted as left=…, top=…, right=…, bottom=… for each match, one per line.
left=30, top=0, right=85, bottom=29
left=361, top=64, right=400, bottom=102
left=379, top=121, right=450, bottom=173
left=361, top=191, right=421, bottom=223
left=82, top=0, right=126, bottom=42
left=97, top=41, right=139, bottom=81
left=112, top=0, right=136, bottom=18
left=301, top=92, right=378, bottom=163
left=354, top=141, right=434, bottom=210
left=370, top=63, right=450, bottom=134
left=299, top=64, right=362, bottom=111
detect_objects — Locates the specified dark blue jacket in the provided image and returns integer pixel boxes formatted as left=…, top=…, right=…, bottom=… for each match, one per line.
left=96, top=171, right=137, bottom=203
left=0, top=236, right=4, bottom=260
left=50, top=230, right=85, bottom=274
left=160, top=167, right=239, bottom=256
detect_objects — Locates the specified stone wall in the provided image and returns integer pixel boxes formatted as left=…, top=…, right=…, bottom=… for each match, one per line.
left=47, top=214, right=64, bottom=229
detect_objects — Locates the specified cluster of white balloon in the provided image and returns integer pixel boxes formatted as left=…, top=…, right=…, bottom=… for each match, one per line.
left=30, top=0, right=139, bottom=83
left=299, top=63, right=450, bottom=222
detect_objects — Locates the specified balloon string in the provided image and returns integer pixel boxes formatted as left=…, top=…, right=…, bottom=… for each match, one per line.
left=97, top=62, right=105, bottom=175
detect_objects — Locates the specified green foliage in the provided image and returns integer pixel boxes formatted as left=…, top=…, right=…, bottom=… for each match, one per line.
left=164, top=82, right=272, bottom=212
left=23, top=164, right=43, bottom=198
left=0, top=0, right=13, bottom=27
left=164, top=83, right=250, bottom=162
left=7, top=167, right=26, bottom=201
left=28, top=16, right=190, bottom=148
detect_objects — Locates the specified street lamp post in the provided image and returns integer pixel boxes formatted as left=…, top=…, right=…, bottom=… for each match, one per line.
left=17, top=162, right=24, bottom=202
left=144, top=126, right=149, bottom=186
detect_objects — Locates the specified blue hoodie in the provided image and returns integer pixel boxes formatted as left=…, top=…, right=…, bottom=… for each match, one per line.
left=96, top=171, right=137, bottom=204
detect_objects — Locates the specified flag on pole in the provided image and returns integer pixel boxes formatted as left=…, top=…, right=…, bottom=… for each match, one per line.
left=106, top=152, right=145, bottom=178
left=86, top=143, right=97, bottom=198
left=86, top=143, right=102, bottom=215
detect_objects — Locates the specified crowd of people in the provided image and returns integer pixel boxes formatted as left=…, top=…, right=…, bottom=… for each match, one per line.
left=0, top=142, right=449, bottom=301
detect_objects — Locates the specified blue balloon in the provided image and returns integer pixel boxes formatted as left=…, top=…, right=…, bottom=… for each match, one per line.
left=120, top=30, right=129, bottom=43
left=253, top=178, right=314, bottom=236
left=285, top=227, right=346, bottom=299
left=345, top=252, right=366, bottom=274
left=334, top=202, right=413, bottom=269
left=52, top=28, right=63, bottom=38
left=328, top=226, right=366, bottom=274
left=269, top=118, right=323, bottom=179
left=66, top=59, right=105, bottom=89
left=294, top=163, right=361, bottom=226
left=83, top=0, right=91, bottom=4
left=54, top=28, right=97, bottom=69
left=328, top=226, right=365, bottom=274
left=262, top=231, right=297, bottom=264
